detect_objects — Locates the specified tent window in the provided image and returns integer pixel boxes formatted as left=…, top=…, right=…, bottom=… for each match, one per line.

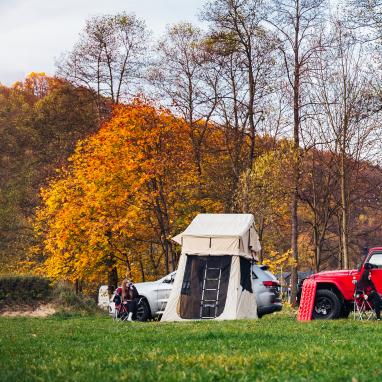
left=240, top=257, right=253, bottom=293
left=181, top=258, right=192, bottom=295
left=179, top=255, right=231, bottom=319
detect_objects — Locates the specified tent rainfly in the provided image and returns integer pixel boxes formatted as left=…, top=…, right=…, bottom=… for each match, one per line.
left=161, top=214, right=261, bottom=321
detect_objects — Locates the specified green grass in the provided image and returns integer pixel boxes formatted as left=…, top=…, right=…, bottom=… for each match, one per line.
left=0, top=312, right=381, bottom=382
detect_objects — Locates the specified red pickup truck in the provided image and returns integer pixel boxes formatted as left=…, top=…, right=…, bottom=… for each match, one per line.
left=303, top=247, right=382, bottom=319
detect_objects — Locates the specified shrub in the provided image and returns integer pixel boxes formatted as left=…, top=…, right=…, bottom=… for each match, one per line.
left=0, top=276, right=52, bottom=309
left=52, top=282, right=100, bottom=314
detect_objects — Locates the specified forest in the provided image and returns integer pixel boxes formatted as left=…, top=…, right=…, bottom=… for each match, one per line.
left=1, top=0, right=382, bottom=300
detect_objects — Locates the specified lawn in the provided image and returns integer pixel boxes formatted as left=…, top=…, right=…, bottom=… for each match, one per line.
left=0, top=311, right=381, bottom=382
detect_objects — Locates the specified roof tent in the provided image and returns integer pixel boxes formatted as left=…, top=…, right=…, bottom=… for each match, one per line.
left=162, top=214, right=261, bottom=321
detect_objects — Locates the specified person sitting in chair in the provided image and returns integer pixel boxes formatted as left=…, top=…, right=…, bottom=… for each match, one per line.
left=356, top=267, right=382, bottom=321
left=121, top=278, right=139, bottom=321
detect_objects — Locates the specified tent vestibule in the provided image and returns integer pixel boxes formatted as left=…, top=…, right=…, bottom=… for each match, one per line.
left=162, top=214, right=261, bottom=321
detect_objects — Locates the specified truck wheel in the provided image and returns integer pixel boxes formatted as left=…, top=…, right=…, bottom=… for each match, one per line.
left=136, top=299, right=151, bottom=322
left=312, top=289, right=341, bottom=320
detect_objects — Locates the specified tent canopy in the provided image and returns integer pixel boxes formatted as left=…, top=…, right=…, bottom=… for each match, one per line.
left=172, top=214, right=261, bottom=259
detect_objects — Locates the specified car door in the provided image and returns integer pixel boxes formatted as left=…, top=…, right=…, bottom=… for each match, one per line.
left=252, top=266, right=264, bottom=307
left=367, top=252, right=382, bottom=293
left=156, top=272, right=176, bottom=312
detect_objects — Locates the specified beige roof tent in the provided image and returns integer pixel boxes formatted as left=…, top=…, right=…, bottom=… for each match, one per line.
left=162, top=214, right=261, bottom=321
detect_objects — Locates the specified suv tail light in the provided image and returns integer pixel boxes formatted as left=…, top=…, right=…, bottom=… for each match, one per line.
left=263, top=281, right=279, bottom=288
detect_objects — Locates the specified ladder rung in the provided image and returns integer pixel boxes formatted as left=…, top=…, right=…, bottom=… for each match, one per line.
left=206, top=278, right=219, bottom=281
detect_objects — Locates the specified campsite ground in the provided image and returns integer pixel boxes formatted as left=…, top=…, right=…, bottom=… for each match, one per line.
left=0, top=310, right=380, bottom=382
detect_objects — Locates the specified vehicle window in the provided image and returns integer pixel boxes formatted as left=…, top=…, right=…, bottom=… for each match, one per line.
left=264, top=270, right=277, bottom=280
left=162, top=272, right=176, bottom=283
left=368, top=253, right=382, bottom=267
left=252, top=265, right=277, bottom=281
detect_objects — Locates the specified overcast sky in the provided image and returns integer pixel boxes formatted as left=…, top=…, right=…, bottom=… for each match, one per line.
left=0, top=0, right=206, bottom=86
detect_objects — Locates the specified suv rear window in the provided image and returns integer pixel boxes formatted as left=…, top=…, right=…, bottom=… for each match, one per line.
left=264, top=270, right=277, bottom=280
left=252, top=265, right=275, bottom=281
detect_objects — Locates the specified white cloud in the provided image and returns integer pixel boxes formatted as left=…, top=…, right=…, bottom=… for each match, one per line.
left=0, top=0, right=205, bottom=85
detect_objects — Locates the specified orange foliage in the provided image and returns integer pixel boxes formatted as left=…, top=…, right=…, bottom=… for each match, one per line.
left=33, top=100, right=222, bottom=284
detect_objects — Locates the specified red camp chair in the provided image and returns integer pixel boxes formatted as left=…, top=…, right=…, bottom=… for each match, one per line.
left=112, top=287, right=130, bottom=322
left=353, top=281, right=376, bottom=321
left=115, top=302, right=130, bottom=321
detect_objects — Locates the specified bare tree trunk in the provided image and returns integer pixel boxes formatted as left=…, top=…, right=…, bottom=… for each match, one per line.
left=290, top=3, right=301, bottom=306
left=74, top=279, right=82, bottom=295
left=257, top=216, right=265, bottom=263
left=125, top=253, right=132, bottom=278
left=290, top=183, right=299, bottom=305
left=340, top=151, right=349, bottom=268
left=164, top=239, right=169, bottom=274
left=139, top=259, right=145, bottom=282
left=107, top=262, right=118, bottom=295
left=313, top=225, right=319, bottom=273
left=268, top=0, right=326, bottom=305
left=337, top=212, right=343, bottom=269
left=248, top=57, right=256, bottom=168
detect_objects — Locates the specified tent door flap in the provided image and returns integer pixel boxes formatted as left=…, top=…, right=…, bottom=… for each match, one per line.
left=200, top=265, right=222, bottom=319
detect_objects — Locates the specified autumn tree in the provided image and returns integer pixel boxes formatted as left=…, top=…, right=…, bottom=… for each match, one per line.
left=308, top=20, right=381, bottom=268
left=202, top=0, right=278, bottom=172
left=298, top=150, right=340, bottom=272
left=150, top=23, right=219, bottom=179
left=266, top=0, right=327, bottom=303
left=33, top=101, right=221, bottom=289
left=235, top=139, right=294, bottom=262
left=58, top=13, right=149, bottom=113
left=0, top=73, right=99, bottom=275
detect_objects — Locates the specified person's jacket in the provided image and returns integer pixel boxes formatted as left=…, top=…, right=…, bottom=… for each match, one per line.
left=123, top=283, right=139, bottom=301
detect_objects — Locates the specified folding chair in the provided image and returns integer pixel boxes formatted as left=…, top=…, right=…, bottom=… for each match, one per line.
left=114, top=297, right=144, bottom=322
left=111, top=287, right=130, bottom=322
left=353, top=289, right=376, bottom=321
left=114, top=301, right=130, bottom=322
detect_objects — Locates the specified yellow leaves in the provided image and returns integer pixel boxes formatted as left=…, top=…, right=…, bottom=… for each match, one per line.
left=263, top=249, right=295, bottom=274
left=33, top=99, right=203, bottom=283
left=358, top=214, right=367, bottom=224
left=235, top=140, right=293, bottom=258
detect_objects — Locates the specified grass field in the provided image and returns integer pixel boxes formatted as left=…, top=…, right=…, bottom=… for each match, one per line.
left=0, top=311, right=381, bottom=382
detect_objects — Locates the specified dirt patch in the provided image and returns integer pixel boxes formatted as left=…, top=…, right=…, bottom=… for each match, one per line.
left=1, top=304, right=56, bottom=317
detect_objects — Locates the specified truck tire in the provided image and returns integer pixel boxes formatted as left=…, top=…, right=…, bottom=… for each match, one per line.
left=136, top=299, right=151, bottom=322
left=312, top=289, right=341, bottom=320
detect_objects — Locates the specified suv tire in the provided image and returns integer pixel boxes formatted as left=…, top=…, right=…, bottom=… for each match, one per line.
left=136, top=299, right=151, bottom=322
left=312, top=289, right=341, bottom=320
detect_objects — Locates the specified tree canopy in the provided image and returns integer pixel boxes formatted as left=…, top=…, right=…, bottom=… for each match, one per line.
left=3, top=1, right=382, bottom=296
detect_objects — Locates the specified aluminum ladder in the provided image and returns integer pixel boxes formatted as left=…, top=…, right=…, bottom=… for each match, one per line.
left=200, top=265, right=222, bottom=319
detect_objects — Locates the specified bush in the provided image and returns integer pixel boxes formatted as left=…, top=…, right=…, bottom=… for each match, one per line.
left=52, top=282, right=100, bottom=314
left=0, top=277, right=102, bottom=315
left=0, top=276, right=52, bottom=309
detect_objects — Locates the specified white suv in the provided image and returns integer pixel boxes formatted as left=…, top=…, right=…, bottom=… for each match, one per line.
left=105, top=265, right=281, bottom=321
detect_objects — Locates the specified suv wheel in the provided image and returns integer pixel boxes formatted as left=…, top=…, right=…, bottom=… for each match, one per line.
left=312, top=289, right=341, bottom=320
left=136, top=299, right=151, bottom=322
